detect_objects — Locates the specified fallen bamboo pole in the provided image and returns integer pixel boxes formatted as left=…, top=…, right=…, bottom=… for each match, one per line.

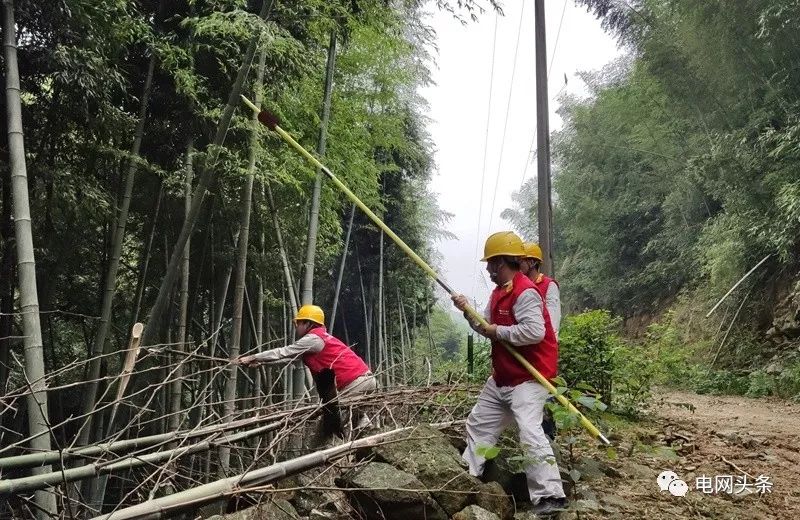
left=0, top=419, right=287, bottom=495
left=0, top=407, right=303, bottom=471
left=0, top=384, right=466, bottom=472
left=90, top=422, right=458, bottom=520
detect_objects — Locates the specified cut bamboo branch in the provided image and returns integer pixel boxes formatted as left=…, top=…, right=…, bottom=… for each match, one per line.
left=86, top=323, right=145, bottom=510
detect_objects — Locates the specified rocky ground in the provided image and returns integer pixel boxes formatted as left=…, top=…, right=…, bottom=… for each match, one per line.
left=205, top=389, right=800, bottom=519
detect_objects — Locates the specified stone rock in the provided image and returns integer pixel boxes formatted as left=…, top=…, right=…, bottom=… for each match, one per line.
left=368, top=425, right=481, bottom=515
left=768, top=280, right=800, bottom=341
left=765, top=359, right=784, bottom=375
left=602, top=464, right=624, bottom=478
left=622, top=461, right=653, bottom=480
left=482, top=452, right=530, bottom=503
left=731, top=487, right=758, bottom=501
left=573, top=457, right=607, bottom=481
left=337, top=462, right=447, bottom=520
left=290, top=473, right=347, bottom=516
left=452, top=505, right=501, bottom=520
left=600, top=494, right=634, bottom=513
left=308, top=509, right=351, bottom=520
left=206, top=499, right=300, bottom=520
left=573, top=498, right=600, bottom=512
left=475, top=481, right=513, bottom=520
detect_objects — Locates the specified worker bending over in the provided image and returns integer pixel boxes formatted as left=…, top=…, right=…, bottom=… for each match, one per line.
left=237, top=305, right=376, bottom=435
left=452, top=231, right=566, bottom=515
left=237, top=304, right=374, bottom=395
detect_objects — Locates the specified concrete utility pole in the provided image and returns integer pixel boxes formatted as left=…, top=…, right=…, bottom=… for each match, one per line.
left=534, top=0, right=554, bottom=276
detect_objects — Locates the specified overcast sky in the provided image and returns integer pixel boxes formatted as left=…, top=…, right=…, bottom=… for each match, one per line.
left=419, top=0, right=621, bottom=306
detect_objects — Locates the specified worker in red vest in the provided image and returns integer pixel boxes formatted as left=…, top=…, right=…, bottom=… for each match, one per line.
left=520, top=242, right=561, bottom=441
left=520, top=242, right=561, bottom=338
left=452, top=231, right=566, bottom=515
left=237, top=304, right=376, bottom=435
left=237, top=304, right=374, bottom=394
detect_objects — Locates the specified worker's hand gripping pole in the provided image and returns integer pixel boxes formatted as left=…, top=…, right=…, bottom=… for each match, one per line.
left=243, top=96, right=610, bottom=446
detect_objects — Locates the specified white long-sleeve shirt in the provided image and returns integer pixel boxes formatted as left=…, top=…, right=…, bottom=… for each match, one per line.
left=544, top=282, right=561, bottom=339
left=252, top=334, right=324, bottom=363
left=473, top=284, right=546, bottom=347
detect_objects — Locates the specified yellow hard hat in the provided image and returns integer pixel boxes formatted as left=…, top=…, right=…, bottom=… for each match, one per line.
left=294, top=304, right=325, bottom=325
left=481, top=231, right=525, bottom=261
left=523, top=242, right=543, bottom=261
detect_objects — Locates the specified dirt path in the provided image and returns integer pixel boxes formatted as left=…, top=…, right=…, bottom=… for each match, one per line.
left=569, top=390, right=800, bottom=519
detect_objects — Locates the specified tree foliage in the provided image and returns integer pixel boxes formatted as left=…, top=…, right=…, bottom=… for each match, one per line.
left=505, top=0, right=800, bottom=334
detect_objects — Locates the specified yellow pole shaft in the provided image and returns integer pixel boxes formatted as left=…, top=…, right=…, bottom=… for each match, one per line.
left=243, top=95, right=609, bottom=445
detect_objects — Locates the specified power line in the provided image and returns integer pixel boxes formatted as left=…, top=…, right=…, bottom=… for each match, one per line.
left=486, top=0, right=527, bottom=233
left=470, top=12, right=499, bottom=298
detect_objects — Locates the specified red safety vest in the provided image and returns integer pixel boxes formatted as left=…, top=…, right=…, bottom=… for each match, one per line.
left=532, top=273, right=559, bottom=300
left=303, top=327, right=370, bottom=390
left=489, top=271, right=558, bottom=386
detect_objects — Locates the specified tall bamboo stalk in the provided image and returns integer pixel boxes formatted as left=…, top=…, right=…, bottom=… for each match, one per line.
left=397, top=290, right=407, bottom=383
left=218, top=44, right=265, bottom=474
left=377, top=230, right=385, bottom=385
left=170, top=141, right=193, bottom=433
left=254, top=277, right=264, bottom=405
left=300, top=30, right=337, bottom=306
left=0, top=164, right=12, bottom=395
left=2, top=1, right=56, bottom=516
left=356, top=249, right=371, bottom=367
left=282, top=297, right=292, bottom=401
left=264, top=184, right=301, bottom=399
left=79, top=53, right=157, bottom=450
left=264, top=186, right=298, bottom=314
left=402, top=302, right=413, bottom=382
left=329, top=203, right=355, bottom=333
left=131, top=184, right=163, bottom=327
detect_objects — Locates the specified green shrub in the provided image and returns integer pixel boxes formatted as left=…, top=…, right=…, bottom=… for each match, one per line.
left=692, top=368, right=749, bottom=395
left=611, top=343, right=659, bottom=416
left=559, top=309, right=656, bottom=416
left=559, top=310, right=621, bottom=403
left=746, top=370, right=774, bottom=397
left=776, top=361, right=800, bottom=400
left=641, top=317, right=699, bottom=387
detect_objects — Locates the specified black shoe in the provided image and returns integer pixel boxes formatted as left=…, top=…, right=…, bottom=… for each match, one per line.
left=532, top=497, right=567, bottom=516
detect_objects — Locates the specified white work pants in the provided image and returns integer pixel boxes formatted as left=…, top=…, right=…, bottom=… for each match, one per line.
left=340, top=372, right=378, bottom=430
left=463, top=377, right=565, bottom=504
